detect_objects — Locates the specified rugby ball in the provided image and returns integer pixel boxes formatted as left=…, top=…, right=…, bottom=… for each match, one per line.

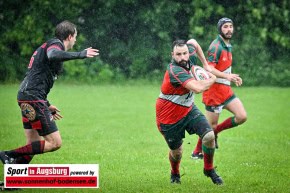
left=190, top=65, right=210, bottom=80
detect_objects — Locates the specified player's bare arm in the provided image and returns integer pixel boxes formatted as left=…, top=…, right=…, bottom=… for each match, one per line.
left=184, top=73, right=216, bottom=93
left=187, top=39, right=213, bottom=72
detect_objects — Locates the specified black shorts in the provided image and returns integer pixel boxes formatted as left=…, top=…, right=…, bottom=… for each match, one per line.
left=159, top=105, right=212, bottom=150
left=18, top=100, right=58, bottom=136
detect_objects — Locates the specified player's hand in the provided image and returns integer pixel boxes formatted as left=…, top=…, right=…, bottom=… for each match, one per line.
left=234, top=76, right=243, bottom=87
left=85, top=47, right=99, bottom=57
left=48, top=105, right=63, bottom=120
left=203, top=64, right=213, bottom=73
left=226, top=73, right=240, bottom=82
left=207, top=72, right=217, bottom=82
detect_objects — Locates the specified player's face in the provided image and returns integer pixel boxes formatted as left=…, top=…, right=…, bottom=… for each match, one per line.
left=172, top=45, right=189, bottom=67
left=67, top=30, right=77, bottom=50
left=221, top=22, right=234, bottom=39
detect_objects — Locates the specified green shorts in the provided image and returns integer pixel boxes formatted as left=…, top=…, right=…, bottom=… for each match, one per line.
left=159, top=105, right=212, bottom=150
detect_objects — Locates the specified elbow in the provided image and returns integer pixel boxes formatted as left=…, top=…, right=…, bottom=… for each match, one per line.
left=187, top=39, right=197, bottom=45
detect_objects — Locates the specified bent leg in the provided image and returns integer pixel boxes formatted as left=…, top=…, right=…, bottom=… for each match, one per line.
left=202, top=131, right=216, bottom=170
left=193, top=111, right=219, bottom=154
left=215, top=98, right=247, bottom=134
left=43, top=131, right=62, bottom=152
left=169, top=145, right=183, bottom=175
left=4, top=131, right=62, bottom=159
left=224, top=97, right=247, bottom=125
left=15, top=129, right=41, bottom=164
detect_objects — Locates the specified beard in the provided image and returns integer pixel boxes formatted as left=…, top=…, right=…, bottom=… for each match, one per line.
left=221, top=31, right=233, bottom=40
left=175, top=59, right=189, bottom=69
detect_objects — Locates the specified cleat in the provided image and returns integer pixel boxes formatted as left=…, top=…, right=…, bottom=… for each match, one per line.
left=0, top=151, right=15, bottom=164
left=0, top=181, right=3, bottom=191
left=170, top=173, right=181, bottom=184
left=191, top=152, right=203, bottom=159
left=215, top=135, right=219, bottom=149
left=204, top=168, right=223, bottom=185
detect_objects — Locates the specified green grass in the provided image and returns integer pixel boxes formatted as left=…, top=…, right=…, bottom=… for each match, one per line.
left=0, top=84, right=290, bottom=193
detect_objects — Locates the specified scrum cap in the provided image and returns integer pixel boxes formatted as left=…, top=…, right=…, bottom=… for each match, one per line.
left=217, top=17, right=233, bottom=34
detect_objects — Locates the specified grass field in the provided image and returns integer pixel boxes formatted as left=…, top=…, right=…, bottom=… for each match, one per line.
left=0, top=84, right=289, bottom=193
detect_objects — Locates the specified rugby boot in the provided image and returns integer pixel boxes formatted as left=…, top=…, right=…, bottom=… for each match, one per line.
left=191, top=152, right=203, bottom=159
left=204, top=168, right=223, bottom=185
left=170, top=173, right=181, bottom=184
left=0, top=151, right=15, bottom=164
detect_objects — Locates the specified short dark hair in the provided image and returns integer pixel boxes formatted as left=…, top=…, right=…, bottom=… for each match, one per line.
left=172, top=40, right=187, bottom=50
left=55, top=20, right=76, bottom=41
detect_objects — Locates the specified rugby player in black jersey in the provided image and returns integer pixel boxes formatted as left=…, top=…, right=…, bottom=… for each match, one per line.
left=0, top=20, right=99, bottom=165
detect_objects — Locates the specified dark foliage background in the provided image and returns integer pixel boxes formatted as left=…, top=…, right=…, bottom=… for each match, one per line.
left=0, top=0, right=289, bottom=86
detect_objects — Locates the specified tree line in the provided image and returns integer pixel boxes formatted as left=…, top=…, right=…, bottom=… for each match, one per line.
left=0, top=0, right=289, bottom=86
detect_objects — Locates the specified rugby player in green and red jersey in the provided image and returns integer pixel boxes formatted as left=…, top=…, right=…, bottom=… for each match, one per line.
left=156, top=40, right=223, bottom=185
left=191, top=18, right=247, bottom=159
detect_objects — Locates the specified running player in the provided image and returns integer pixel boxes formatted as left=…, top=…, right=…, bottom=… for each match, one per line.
left=156, top=40, right=223, bottom=185
left=0, top=20, right=99, bottom=165
left=191, top=18, right=247, bottom=159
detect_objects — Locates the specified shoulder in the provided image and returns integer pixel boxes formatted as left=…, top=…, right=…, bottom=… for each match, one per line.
left=168, top=63, right=188, bottom=76
left=47, top=38, right=65, bottom=50
left=208, top=37, right=223, bottom=51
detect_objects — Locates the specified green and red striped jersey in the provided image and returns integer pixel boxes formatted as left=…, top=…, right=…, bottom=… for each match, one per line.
left=203, top=35, right=234, bottom=106
left=156, top=61, right=195, bottom=125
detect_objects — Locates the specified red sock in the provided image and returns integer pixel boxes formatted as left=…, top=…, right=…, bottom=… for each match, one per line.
left=6, top=140, right=45, bottom=158
left=193, top=137, right=202, bottom=154
left=215, top=117, right=238, bottom=134
left=169, top=152, right=181, bottom=174
left=202, top=145, right=215, bottom=170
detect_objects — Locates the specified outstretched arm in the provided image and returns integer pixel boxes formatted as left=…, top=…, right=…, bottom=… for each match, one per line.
left=47, top=46, right=99, bottom=62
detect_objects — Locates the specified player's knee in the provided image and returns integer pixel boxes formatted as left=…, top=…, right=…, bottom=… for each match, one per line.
left=51, top=140, right=62, bottom=151
left=236, top=113, right=247, bottom=124
left=171, top=146, right=183, bottom=160
left=202, top=131, right=215, bottom=146
left=211, top=123, right=217, bottom=130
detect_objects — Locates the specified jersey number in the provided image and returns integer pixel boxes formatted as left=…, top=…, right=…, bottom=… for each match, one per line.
left=28, top=51, right=38, bottom=69
left=185, top=92, right=193, bottom=99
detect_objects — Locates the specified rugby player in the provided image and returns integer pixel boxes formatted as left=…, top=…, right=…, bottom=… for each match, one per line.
left=156, top=40, right=223, bottom=185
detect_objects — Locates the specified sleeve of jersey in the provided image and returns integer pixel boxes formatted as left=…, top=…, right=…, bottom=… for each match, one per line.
left=47, top=44, right=87, bottom=62
left=207, top=44, right=218, bottom=66
left=169, top=66, right=194, bottom=87
left=187, top=43, right=197, bottom=66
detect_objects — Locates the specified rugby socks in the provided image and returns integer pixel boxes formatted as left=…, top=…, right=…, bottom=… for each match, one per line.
left=169, top=152, right=181, bottom=175
left=202, top=144, right=215, bottom=170
left=193, top=137, right=203, bottom=154
left=15, top=155, right=34, bottom=164
left=215, top=116, right=238, bottom=134
left=5, top=140, right=45, bottom=158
